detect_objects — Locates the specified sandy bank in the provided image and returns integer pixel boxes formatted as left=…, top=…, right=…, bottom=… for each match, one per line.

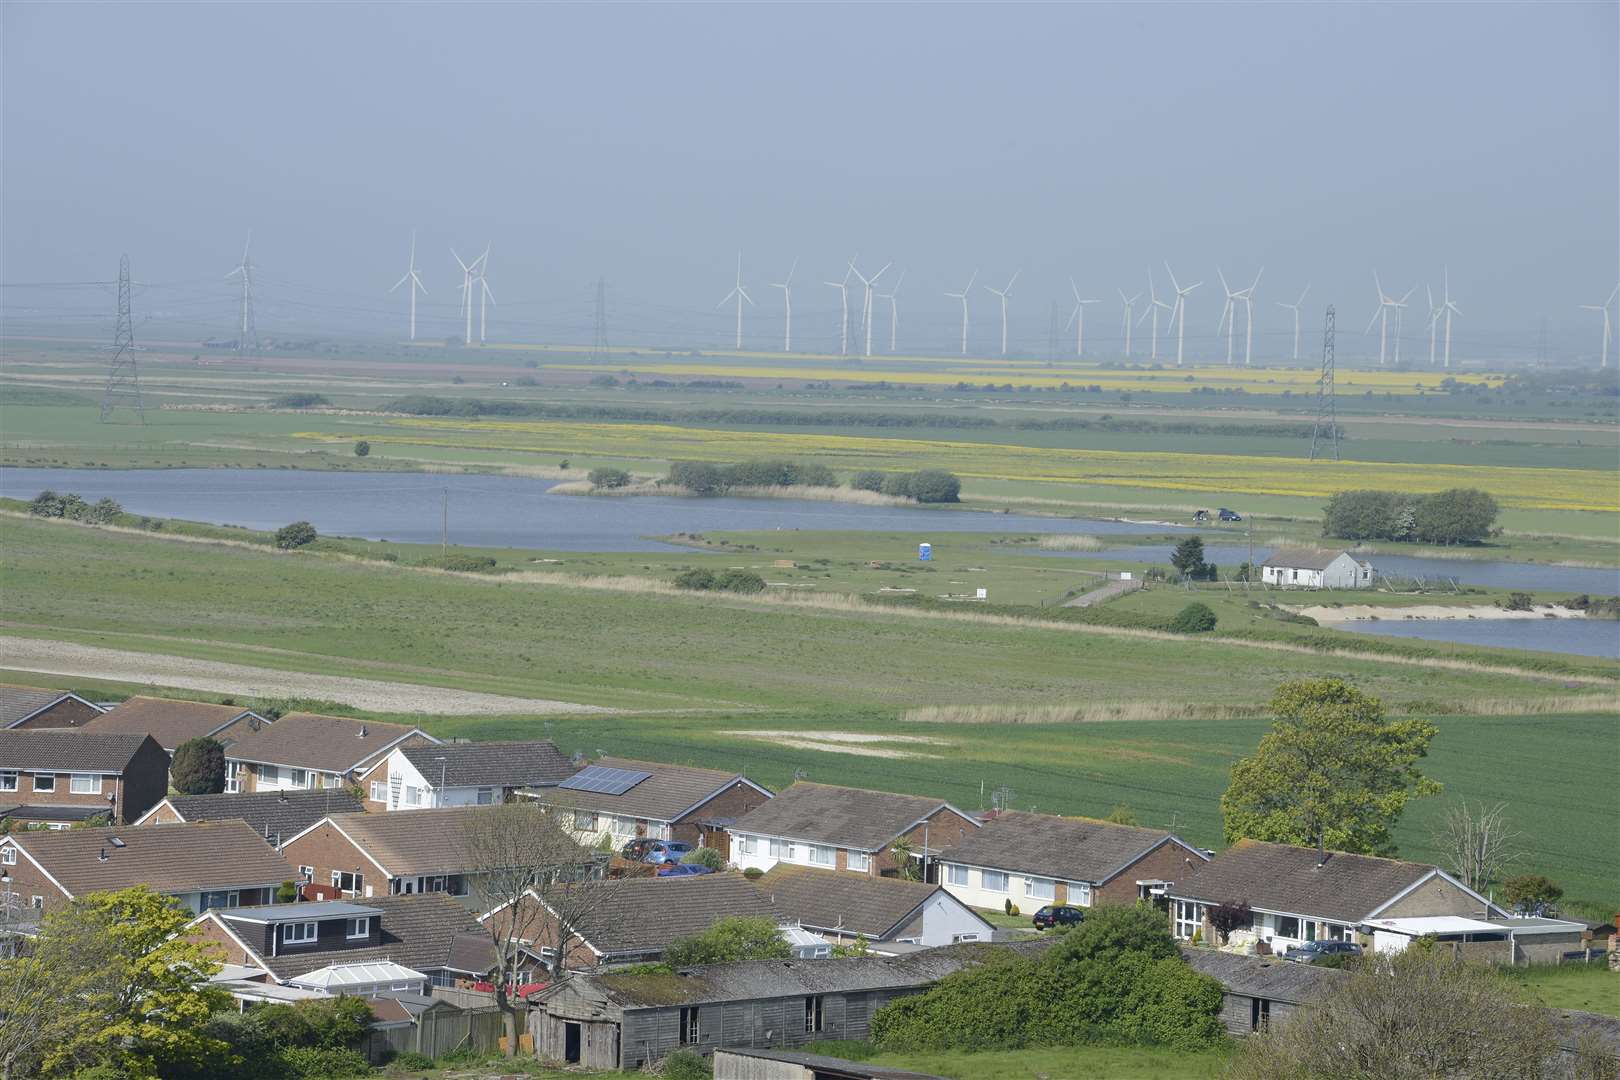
left=1296, top=604, right=1586, bottom=623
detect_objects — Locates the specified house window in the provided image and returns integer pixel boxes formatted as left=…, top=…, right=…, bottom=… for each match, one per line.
left=945, top=864, right=968, bottom=887
left=1276, top=916, right=1301, bottom=940
left=736, top=835, right=755, bottom=856
left=346, top=917, right=370, bottom=940
left=1323, top=923, right=1348, bottom=941
left=0, top=772, right=16, bottom=792
left=1250, top=998, right=1272, bottom=1031
left=475, top=788, right=495, bottom=805
left=1025, top=877, right=1055, bottom=901
left=258, top=765, right=278, bottom=785
left=809, top=845, right=834, bottom=867
left=283, top=921, right=318, bottom=945
left=573, top=811, right=596, bottom=832
left=1174, top=900, right=1203, bottom=940
left=1069, top=881, right=1092, bottom=907
left=31, top=773, right=55, bottom=793
left=289, top=769, right=309, bottom=789
left=370, top=781, right=386, bottom=802
left=200, top=891, right=239, bottom=912
left=1, top=848, right=15, bottom=866
left=679, top=1007, right=699, bottom=1046
left=332, top=870, right=364, bottom=896
left=804, top=995, right=824, bottom=1034
left=30, top=897, right=43, bottom=910
left=225, top=762, right=241, bottom=794
left=951, top=932, right=982, bottom=943
left=404, top=785, right=423, bottom=807
left=70, top=775, right=101, bottom=795
left=847, top=850, right=870, bottom=872
left=981, top=870, right=1009, bottom=893
left=297, top=865, right=314, bottom=881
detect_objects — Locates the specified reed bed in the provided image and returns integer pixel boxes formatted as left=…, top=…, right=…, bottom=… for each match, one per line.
left=1034, top=535, right=1105, bottom=551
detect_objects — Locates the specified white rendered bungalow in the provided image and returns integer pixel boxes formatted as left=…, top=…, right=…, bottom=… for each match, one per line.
left=1260, top=548, right=1373, bottom=589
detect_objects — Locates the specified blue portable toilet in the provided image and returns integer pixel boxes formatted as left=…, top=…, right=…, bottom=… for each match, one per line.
left=918, top=542, right=932, bottom=561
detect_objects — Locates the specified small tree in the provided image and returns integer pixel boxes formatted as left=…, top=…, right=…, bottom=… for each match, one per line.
left=274, top=521, right=317, bottom=549
left=1104, top=804, right=1140, bottom=826
left=352, top=440, right=370, bottom=457
left=664, top=916, right=790, bottom=967
left=1503, top=591, right=1534, bottom=612
left=1412, top=487, right=1499, bottom=545
left=850, top=470, right=886, bottom=492
left=673, top=568, right=716, bottom=591
left=714, top=569, right=766, bottom=594
left=668, top=461, right=726, bottom=496
left=28, top=490, right=65, bottom=517
left=1502, top=873, right=1564, bottom=916
left=588, top=467, right=631, bottom=490
left=889, top=835, right=921, bottom=881
left=1433, top=800, right=1521, bottom=893
left=907, top=470, right=961, bottom=504
left=1169, top=537, right=1208, bottom=580
left=1168, top=602, right=1217, bottom=633
left=170, top=737, right=226, bottom=795
left=1205, top=901, right=1252, bottom=945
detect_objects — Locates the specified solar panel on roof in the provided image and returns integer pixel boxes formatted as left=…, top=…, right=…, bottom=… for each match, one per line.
left=558, top=765, right=651, bottom=796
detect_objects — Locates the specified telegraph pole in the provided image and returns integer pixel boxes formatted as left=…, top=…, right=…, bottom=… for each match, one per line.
left=590, top=278, right=609, bottom=362
left=441, top=488, right=448, bottom=552
left=99, top=255, right=144, bottom=423
left=1309, top=306, right=1338, bottom=461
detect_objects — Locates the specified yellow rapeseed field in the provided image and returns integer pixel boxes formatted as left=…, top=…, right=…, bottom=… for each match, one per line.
left=297, top=419, right=1615, bottom=512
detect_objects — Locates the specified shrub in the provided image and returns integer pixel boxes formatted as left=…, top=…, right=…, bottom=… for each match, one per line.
left=389, top=1050, right=433, bottom=1070
left=741, top=866, right=764, bottom=880
left=658, top=1048, right=711, bottom=1080
left=1412, top=487, right=1499, bottom=545
left=1503, top=873, right=1563, bottom=915
left=907, top=469, right=961, bottom=503
left=278, top=1047, right=371, bottom=1078
left=1206, top=901, right=1252, bottom=943
left=269, top=393, right=329, bottom=409
left=588, top=467, right=631, bottom=489
left=664, top=916, right=791, bottom=967
left=85, top=497, right=122, bottom=524
left=880, top=473, right=914, bottom=498
left=714, top=570, right=766, bottom=594
left=850, top=470, right=886, bottom=492
left=274, top=521, right=317, bottom=549
left=1504, top=591, right=1534, bottom=612
left=1168, top=602, right=1218, bottom=633
left=673, top=568, right=716, bottom=590
left=170, top=737, right=226, bottom=795
left=29, top=489, right=65, bottom=517
left=668, top=460, right=726, bottom=496
left=681, top=846, right=726, bottom=870
left=276, top=880, right=299, bottom=903
left=353, top=440, right=370, bottom=457
left=416, top=554, right=498, bottom=573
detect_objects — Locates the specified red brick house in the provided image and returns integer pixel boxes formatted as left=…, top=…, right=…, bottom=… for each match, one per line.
left=280, top=805, right=513, bottom=900
left=0, top=819, right=293, bottom=915
left=728, top=783, right=978, bottom=878
left=934, top=810, right=1209, bottom=911
left=135, top=788, right=367, bottom=848
left=217, top=712, right=435, bottom=795
left=0, top=685, right=105, bottom=730
left=0, top=730, right=170, bottom=827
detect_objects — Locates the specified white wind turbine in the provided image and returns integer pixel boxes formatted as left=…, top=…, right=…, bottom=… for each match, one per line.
left=1425, top=283, right=1442, bottom=367
left=1578, top=283, right=1618, bottom=369
left=1275, top=284, right=1310, bottom=362
left=389, top=230, right=429, bottom=341
left=849, top=258, right=891, bottom=358
left=1365, top=272, right=1412, bottom=366
left=1118, top=289, right=1142, bottom=359
left=1391, top=284, right=1415, bottom=365
left=1065, top=279, right=1097, bottom=358
left=983, top=271, right=1020, bottom=357
left=716, top=251, right=754, bottom=350
left=1216, top=267, right=1264, bottom=366
left=879, top=270, right=906, bottom=353
left=1164, top=262, right=1202, bottom=368
left=451, top=246, right=483, bottom=346
left=825, top=258, right=856, bottom=357
left=945, top=270, right=977, bottom=356
left=769, top=258, right=797, bottom=353
left=1137, top=269, right=1170, bottom=361
left=1216, top=269, right=1241, bottom=366
left=1437, top=269, right=1461, bottom=369
left=474, top=245, right=495, bottom=345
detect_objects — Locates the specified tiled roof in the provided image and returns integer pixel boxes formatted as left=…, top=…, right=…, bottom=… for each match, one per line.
left=401, top=741, right=575, bottom=789
left=320, top=805, right=545, bottom=877
left=1180, top=945, right=1341, bottom=1004
left=937, top=811, right=1201, bottom=884
left=0, top=730, right=157, bottom=773
left=561, top=873, right=775, bottom=957
left=158, top=789, right=365, bottom=846
left=6, top=820, right=292, bottom=897
left=0, top=686, right=97, bottom=728
left=222, top=712, right=425, bottom=774
left=1172, top=839, right=1447, bottom=923
left=532, top=757, right=762, bottom=823
left=1261, top=547, right=1356, bottom=570
left=758, top=865, right=971, bottom=940
left=729, top=783, right=973, bottom=852
left=217, top=893, right=495, bottom=983
left=86, top=696, right=258, bottom=749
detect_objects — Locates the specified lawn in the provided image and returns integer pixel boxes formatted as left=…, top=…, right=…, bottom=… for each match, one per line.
left=1497, top=962, right=1620, bottom=1016
left=802, top=1040, right=1233, bottom=1079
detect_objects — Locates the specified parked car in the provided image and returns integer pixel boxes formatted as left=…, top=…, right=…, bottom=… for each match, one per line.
left=1192, top=509, right=1211, bottom=523
left=619, top=838, right=659, bottom=861
left=1031, top=904, right=1086, bottom=930
left=1282, top=940, right=1362, bottom=964
left=639, top=841, right=693, bottom=865
left=1217, top=508, right=1242, bottom=522
left=656, top=862, right=713, bottom=878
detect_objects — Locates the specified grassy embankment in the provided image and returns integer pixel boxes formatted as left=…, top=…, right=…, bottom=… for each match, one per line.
left=2, top=511, right=1615, bottom=910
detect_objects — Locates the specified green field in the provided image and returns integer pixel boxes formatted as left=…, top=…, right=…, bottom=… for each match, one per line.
left=804, top=1040, right=1233, bottom=1079
left=1497, top=963, right=1620, bottom=1016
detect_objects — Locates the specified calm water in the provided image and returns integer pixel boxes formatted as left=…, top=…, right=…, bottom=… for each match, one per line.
left=0, top=467, right=1169, bottom=553
left=1335, top=618, right=1619, bottom=659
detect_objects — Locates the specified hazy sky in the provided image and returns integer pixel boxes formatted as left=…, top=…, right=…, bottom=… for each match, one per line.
left=4, top=2, right=1617, bottom=359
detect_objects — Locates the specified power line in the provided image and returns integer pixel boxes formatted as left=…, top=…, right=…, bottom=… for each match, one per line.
left=99, top=255, right=145, bottom=424
left=590, top=278, right=609, bottom=362
left=1309, top=305, right=1338, bottom=461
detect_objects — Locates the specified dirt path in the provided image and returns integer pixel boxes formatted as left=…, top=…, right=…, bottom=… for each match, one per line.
left=0, top=635, right=610, bottom=716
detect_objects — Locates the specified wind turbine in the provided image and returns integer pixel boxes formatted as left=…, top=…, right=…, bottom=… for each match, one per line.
left=849, top=258, right=891, bottom=357
left=1275, top=284, right=1310, bottom=362
left=1118, top=289, right=1142, bottom=359
left=945, top=270, right=977, bottom=356
left=224, top=231, right=256, bottom=352
left=1425, top=284, right=1441, bottom=366
left=1437, top=269, right=1461, bottom=369
left=1137, top=269, right=1170, bottom=361
left=1216, top=269, right=1241, bottom=366
left=1065, top=279, right=1097, bottom=358
left=1365, top=272, right=1404, bottom=366
left=1578, top=283, right=1618, bottom=369
left=389, top=230, right=429, bottom=341
left=1390, top=284, right=1416, bottom=365
left=983, top=271, right=1019, bottom=357
left=879, top=270, right=906, bottom=353
left=716, top=251, right=754, bottom=350
left=1164, top=262, right=1202, bottom=368
left=474, top=245, right=495, bottom=345
left=826, top=258, right=856, bottom=357
left=769, top=258, right=797, bottom=353
left=1238, top=268, right=1263, bottom=367
left=451, top=246, right=483, bottom=346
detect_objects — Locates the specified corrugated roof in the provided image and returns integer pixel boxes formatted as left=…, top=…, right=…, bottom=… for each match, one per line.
left=0, top=730, right=156, bottom=773
left=158, top=788, right=365, bottom=844
left=222, top=712, right=425, bottom=773
left=1260, top=547, right=1357, bottom=571
left=730, top=783, right=974, bottom=853
left=5, top=819, right=292, bottom=897
left=0, top=686, right=96, bottom=728
left=1172, top=839, right=1447, bottom=923
left=1179, top=946, right=1340, bottom=1004
left=86, top=696, right=259, bottom=749
left=532, top=757, right=762, bottom=823
left=402, top=740, right=575, bottom=790
left=937, top=811, right=1198, bottom=884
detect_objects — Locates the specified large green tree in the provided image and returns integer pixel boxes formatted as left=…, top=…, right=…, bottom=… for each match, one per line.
left=1411, top=487, right=1500, bottom=545
left=1220, top=679, right=1441, bottom=856
left=170, top=736, right=226, bottom=795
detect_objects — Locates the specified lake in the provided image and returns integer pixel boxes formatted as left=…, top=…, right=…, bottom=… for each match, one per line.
left=1333, top=617, right=1619, bottom=659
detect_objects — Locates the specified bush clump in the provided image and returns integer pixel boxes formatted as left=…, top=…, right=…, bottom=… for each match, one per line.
left=417, top=554, right=499, bottom=573
left=673, top=568, right=716, bottom=590
left=667, top=459, right=868, bottom=496
left=588, top=467, right=632, bottom=490
left=714, top=570, right=766, bottom=594
left=269, top=393, right=329, bottom=409
left=1323, top=487, right=1499, bottom=545
left=880, top=470, right=962, bottom=503
left=28, top=490, right=123, bottom=524
left=850, top=470, right=886, bottom=492
left=1168, top=603, right=1218, bottom=633
left=274, top=521, right=318, bottom=549
left=681, top=846, right=727, bottom=870
left=352, top=440, right=369, bottom=457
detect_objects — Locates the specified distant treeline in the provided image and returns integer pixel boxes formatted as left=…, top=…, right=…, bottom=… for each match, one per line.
left=375, top=396, right=1336, bottom=439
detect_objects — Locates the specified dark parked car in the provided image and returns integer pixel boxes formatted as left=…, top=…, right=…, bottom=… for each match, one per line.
left=1218, top=508, right=1242, bottom=522
left=656, top=862, right=713, bottom=878
left=1282, top=940, right=1362, bottom=964
left=1031, top=904, right=1086, bottom=930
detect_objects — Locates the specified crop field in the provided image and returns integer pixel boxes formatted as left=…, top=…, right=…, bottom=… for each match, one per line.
left=295, top=417, right=1619, bottom=511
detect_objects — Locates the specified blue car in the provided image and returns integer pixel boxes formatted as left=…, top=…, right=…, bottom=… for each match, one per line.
left=656, top=863, right=713, bottom=878
left=640, top=841, right=694, bottom=865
